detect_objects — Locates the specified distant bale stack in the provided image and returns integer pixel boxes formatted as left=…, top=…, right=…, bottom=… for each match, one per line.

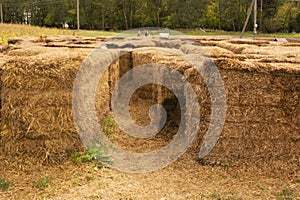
left=0, top=54, right=85, bottom=168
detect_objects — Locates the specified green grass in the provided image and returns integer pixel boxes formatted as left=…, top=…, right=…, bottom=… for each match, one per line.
left=180, top=29, right=300, bottom=38
left=220, top=162, right=230, bottom=168
left=0, top=177, right=12, bottom=190
left=275, top=187, right=294, bottom=200
left=1, top=23, right=299, bottom=46
left=204, top=193, right=241, bottom=200
left=35, top=176, right=50, bottom=189
left=102, top=115, right=117, bottom=136
left=74, top=29, right=116, bottom=37
left=0, top=23, right=116, bottom=45
left=71, top=145, right=113, bottom=170
left=71, top=151, right=96, bottom=163
left=282, top=187, right=294, bottom=197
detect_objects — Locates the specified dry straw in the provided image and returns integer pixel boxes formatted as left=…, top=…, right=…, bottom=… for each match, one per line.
left=1, top=53, right=85, bottom=168
left=0, top=38, right=299, bottom=176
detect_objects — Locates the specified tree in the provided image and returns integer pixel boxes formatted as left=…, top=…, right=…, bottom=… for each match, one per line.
left=205, top=0, right=219, bottom=29
left=264, top=1, right=300, bottom=32
left=0, top=0, right=297, bottom=32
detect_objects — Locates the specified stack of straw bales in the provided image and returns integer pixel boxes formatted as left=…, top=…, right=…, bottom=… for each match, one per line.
left=1, top=38, right=299, bottom=176
left=191, top=58, right=300, bottom=175
left=0, top=53, right=85, bottom=167
left=107, top=49, right=300, bottom=175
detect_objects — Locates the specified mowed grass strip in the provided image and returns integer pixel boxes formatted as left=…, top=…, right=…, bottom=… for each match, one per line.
left=0, top=23, right=116, bottom=45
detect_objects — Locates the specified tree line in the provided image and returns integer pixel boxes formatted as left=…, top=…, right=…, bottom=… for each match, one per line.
left=1, top=0, right=300, bottom=33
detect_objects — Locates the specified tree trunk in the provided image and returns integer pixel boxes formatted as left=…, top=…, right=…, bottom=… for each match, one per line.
left=156, top=0, right=160, bottom=27
left=260, top=0, right=263, bottom=32
left=218, top=0, right=222, bottom=30
left=122, top=0, right=128, bottom=29
left=238, top=0, right=241, bottom=31
left=130, top=0, right=133, bottom=29
left=102, top=7, right=105, bottom=30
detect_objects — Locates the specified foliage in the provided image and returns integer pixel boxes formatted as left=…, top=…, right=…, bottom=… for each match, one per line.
left=0, top=177, right=12, bottom=190
left=35, top=177, right=50, bottom=188
left=206, top=193, right=241, bottom=200
left=102, top=115, right=117, bottom=136
left=1, top=0, right=299, bottom=33
left=0, top=23, right=115, bottom=45
left=71, top=151, right=96, bottom=163
left=205, top=1, right=220, bottom=30
left=282, top=187, right=293, bottom=197
left=221, top=162, right=230, bottom=168
left=275, top=187, right=294, bottom=200
left=264, top=1, right=300, bottom=33
left=72, top=143, right=113, bottom=168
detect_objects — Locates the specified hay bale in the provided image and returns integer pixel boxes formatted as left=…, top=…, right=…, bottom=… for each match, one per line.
left=0, top=54, right=85, bottom=168
left=203, top=122, right=300, bottom=175
left=215, top=41, right=249, bottom=54
left=228, top=39, right=270, bottom=46
left=198, top=58, right=300, bottom=176
left=201, top=46, right=233, bottom=58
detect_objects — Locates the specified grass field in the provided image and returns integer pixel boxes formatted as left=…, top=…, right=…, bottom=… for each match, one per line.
left=0, top=23, right=115, bottom=45
left=1, top=23, right=299, bottom=46
left=180, top=29, right=300, bottom=38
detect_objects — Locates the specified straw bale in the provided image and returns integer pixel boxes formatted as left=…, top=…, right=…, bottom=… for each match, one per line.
left=5, top=48, right=44, bottom=57
left=43, top=36, right=105, bottom=45
left=184, top=67, right=204, bottom=85
left=200, top=122, right=299, bottom=171
left=1, top=89, right=72, bottom=107
left=225, top=104, right=299, bottom=123
left=219, top=122, right=299, bottom=139
left=242, top=46, right=300, bottom=59
left=103, top=38, right=156, bottom=49
left=180, top=44, right=206, bottom=55
left=201, top=46, right=233, bottom=57
left=189, top=84, right=210, bottom=105
left=0, top=53, right=85, bottom=167
left=258, top=57, right=300, bottom=64
left=2, top=57, right=81, bottom=90
left=2, top=105, right=75, bottom=138
left=228, top=39, right=270, bottom=46
left=215, top=41, right=251, bottom=54
left=132, top=49, right=154, bottom=67
left=280, top=42, right=300, bottom=47
left=95, top=69, right=110, bottom=119
left=215, top=58, right=300, bottom=75
left=197, top=40, right=218, bottom=46
left=238, top=87, right=282, bottom=105
left=43, top=36, right=105, bottom=48
left=108, top=57, right=121, bottom=96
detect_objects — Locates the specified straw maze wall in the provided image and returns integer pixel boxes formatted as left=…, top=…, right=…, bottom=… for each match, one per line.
left=107, top=50, right=300, bottom=175
left=0, top=56, right=86, bottom=167
left=0, top=48, right=299, bottom=175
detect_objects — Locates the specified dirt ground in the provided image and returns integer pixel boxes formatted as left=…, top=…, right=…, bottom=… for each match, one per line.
left=1, top=155, right=299, bottom=200
left=0, top=35, right=299, bottom=199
